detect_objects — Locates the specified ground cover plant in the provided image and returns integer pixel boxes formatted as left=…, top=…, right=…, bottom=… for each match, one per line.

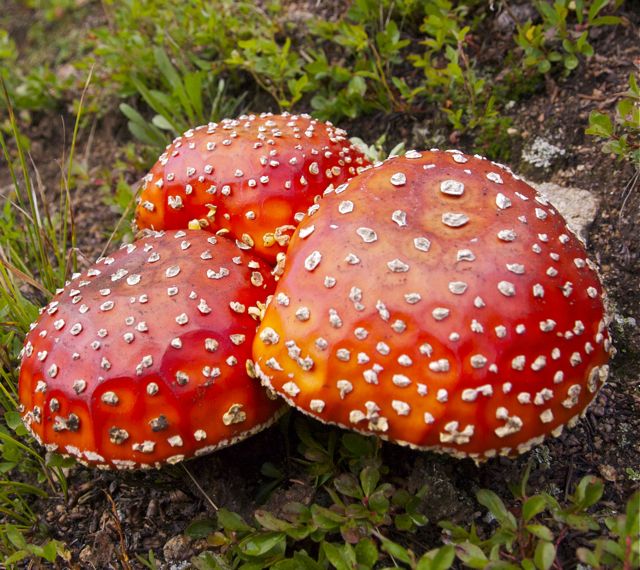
left=0, top=0, right=638, bottom=567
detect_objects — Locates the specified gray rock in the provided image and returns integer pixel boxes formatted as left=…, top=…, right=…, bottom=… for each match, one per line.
left=527, top=181, right=600, bottom=243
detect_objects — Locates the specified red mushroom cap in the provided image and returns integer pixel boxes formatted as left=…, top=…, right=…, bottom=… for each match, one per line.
left=252, top=150, right=613, bottom=461
left=19, top=230, right=283, bottom=469
left=134, top=112, right=369, bottom=263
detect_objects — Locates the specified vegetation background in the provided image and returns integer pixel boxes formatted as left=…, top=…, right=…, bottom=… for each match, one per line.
left=0, top=0, right=638, bottom=568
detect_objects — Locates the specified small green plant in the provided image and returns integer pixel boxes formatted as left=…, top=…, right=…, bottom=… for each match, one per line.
left=136, top=549, right=161, bottom=570
left=227, top=37, right=306, bottom=109
left=1, top=525, right=70, bottom=567
left=511, top=0, right=622, bottom=75
left=409, top=1, right=513, bottom=155
left=0, top=79, right=88, bottom=568
left=441, top=468, right=633, bottom=569
left=121, top=48, right=247, bottom=149
left=307, top=1, right=414, bottom=120
left=190, top=427, right=437, bottom=568
left=577, top=488, right=639, bottom=569
left=0, top=28, right=71, bottom=113
left=350, top=133, right=406, bottom=163
left=87, top=0, right=280, bottom=102
left=587, top=72, right=640, bottom=168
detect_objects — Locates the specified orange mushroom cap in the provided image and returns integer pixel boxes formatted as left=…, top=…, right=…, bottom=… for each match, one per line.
left=134, top=112, right=370, bottom=263
left=252, top=150, right=613, bottom=461
left=19, top=230, right=283, bottom=469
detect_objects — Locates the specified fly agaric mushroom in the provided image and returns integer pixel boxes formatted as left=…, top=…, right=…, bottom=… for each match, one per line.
left=252, top=150, right=613, bottom=461
left=134, top=112, right=369, bottom=263
left=19, top=230, right=283, bottom=469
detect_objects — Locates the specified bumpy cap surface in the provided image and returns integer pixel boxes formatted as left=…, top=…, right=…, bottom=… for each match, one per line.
left=19, top=230, right=282, bottom=469
left=253, top=150, right=613, bottom=460
left=135, top=112, right=369, bottom=263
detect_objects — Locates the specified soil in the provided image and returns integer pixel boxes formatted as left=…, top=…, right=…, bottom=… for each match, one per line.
left=1, top=2, right=639, bottom=569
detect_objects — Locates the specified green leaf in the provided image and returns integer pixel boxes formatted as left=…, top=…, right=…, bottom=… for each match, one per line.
left=523, top=496, right=547, bottom=522
left=526, top=524, right=554, bottom=542
left=590, top=15, right=622, bottom=26
left=534, top=541, right=556, bottom=570
left=7, top=525, right=27, bottom=549
left=355, top=538, right=378, bottom=567
left=154, top=47, right=194, bottom=120
left=395, top=513, right=414, bottom=531
left=455, top=542, right=489, bottom=569
left=368, top=490, right=389, bottom=514
left=46, top=452, right=76, bottom=469
left=417, top=544, right=455, bottom=570
left=587, top=0, right=610, bottom=22
left=127, top=121, right=164, bottom=147
left=151, top=114, right=175, bottom=131
left=184, top=71, right=204, bottom=121
left=4, top=411, right=22, bottom=430
left=41, top=540, right=60, bottom=563
left=217, top=508, right=253, bottom=532
left=602, top=539, right=625, bottom=559
left=380, top=537, right=412, bottom=564
left=564, top=54, right=579, bottom=71
left=119, top=102, right=147, bottom=125
left=537, top=59, right=551, bottom=74
left=254, top=510, right=294, bottom=533
left=3, top=550, right=29, bottom=564
left=238, top=531, right=285, bottom=557
left=272, top=552, right=324, bottom=570
left=185, top=518, right=217, bottom=539
left=334, top=474, right=363, bottom=499
left=322, top=541, right=357, bottom=570
left=573, top=476, right=604, bottom=508
left=624, top=491, right=639, bottom=537
left=576, top=546, right=599, bottom=566
left=260, top=462, right=283, bottom=479
left=347, top=76, right=367, bottom=98
left=311, top=505, right=345, bottom=530
left=586, top=111, right=614, bottom=137
left=359, top=466, right=380, bottom=497
left=628, top=73, right=639, bottom=96
left=563, top=513, right=601, bottom=532
left=477, top=490, right=517, bottom=530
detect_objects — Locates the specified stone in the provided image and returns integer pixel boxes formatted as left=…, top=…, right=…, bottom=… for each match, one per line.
left=163, top=534, right=193, bottom=562
left=528, top=181, right=600, bottom=243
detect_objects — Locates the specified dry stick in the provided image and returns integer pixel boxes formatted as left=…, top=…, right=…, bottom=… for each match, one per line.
left=103, top=490, right=133, bottom=570
left=181, top=463, right=219, bottom=511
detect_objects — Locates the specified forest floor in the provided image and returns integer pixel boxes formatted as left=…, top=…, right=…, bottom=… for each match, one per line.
left=0, top=2, right=638, bottom=568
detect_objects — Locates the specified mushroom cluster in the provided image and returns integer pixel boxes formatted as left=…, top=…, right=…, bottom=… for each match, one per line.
left=19, top=115, right=613, bottom=469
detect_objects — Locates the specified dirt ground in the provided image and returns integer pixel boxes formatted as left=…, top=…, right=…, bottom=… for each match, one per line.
left=2, top=3, right=639, bottom=568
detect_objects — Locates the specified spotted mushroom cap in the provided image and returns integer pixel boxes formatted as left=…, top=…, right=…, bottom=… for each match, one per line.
left=134, top=112, right=369, bottom=263
left=252, top=150, right=613, bottom=461
left=19, top=230, right=283, bottom=469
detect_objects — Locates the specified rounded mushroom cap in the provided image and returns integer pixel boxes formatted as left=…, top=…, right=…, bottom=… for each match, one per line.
left=252, top=150, right=613, bottom=461
left=134, top=112, right=369, bottom=263
left=19, top=230, right=283, bottom=469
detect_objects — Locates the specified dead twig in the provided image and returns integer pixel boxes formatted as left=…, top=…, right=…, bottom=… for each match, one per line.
left=103, top=490, right=132, bottom=570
